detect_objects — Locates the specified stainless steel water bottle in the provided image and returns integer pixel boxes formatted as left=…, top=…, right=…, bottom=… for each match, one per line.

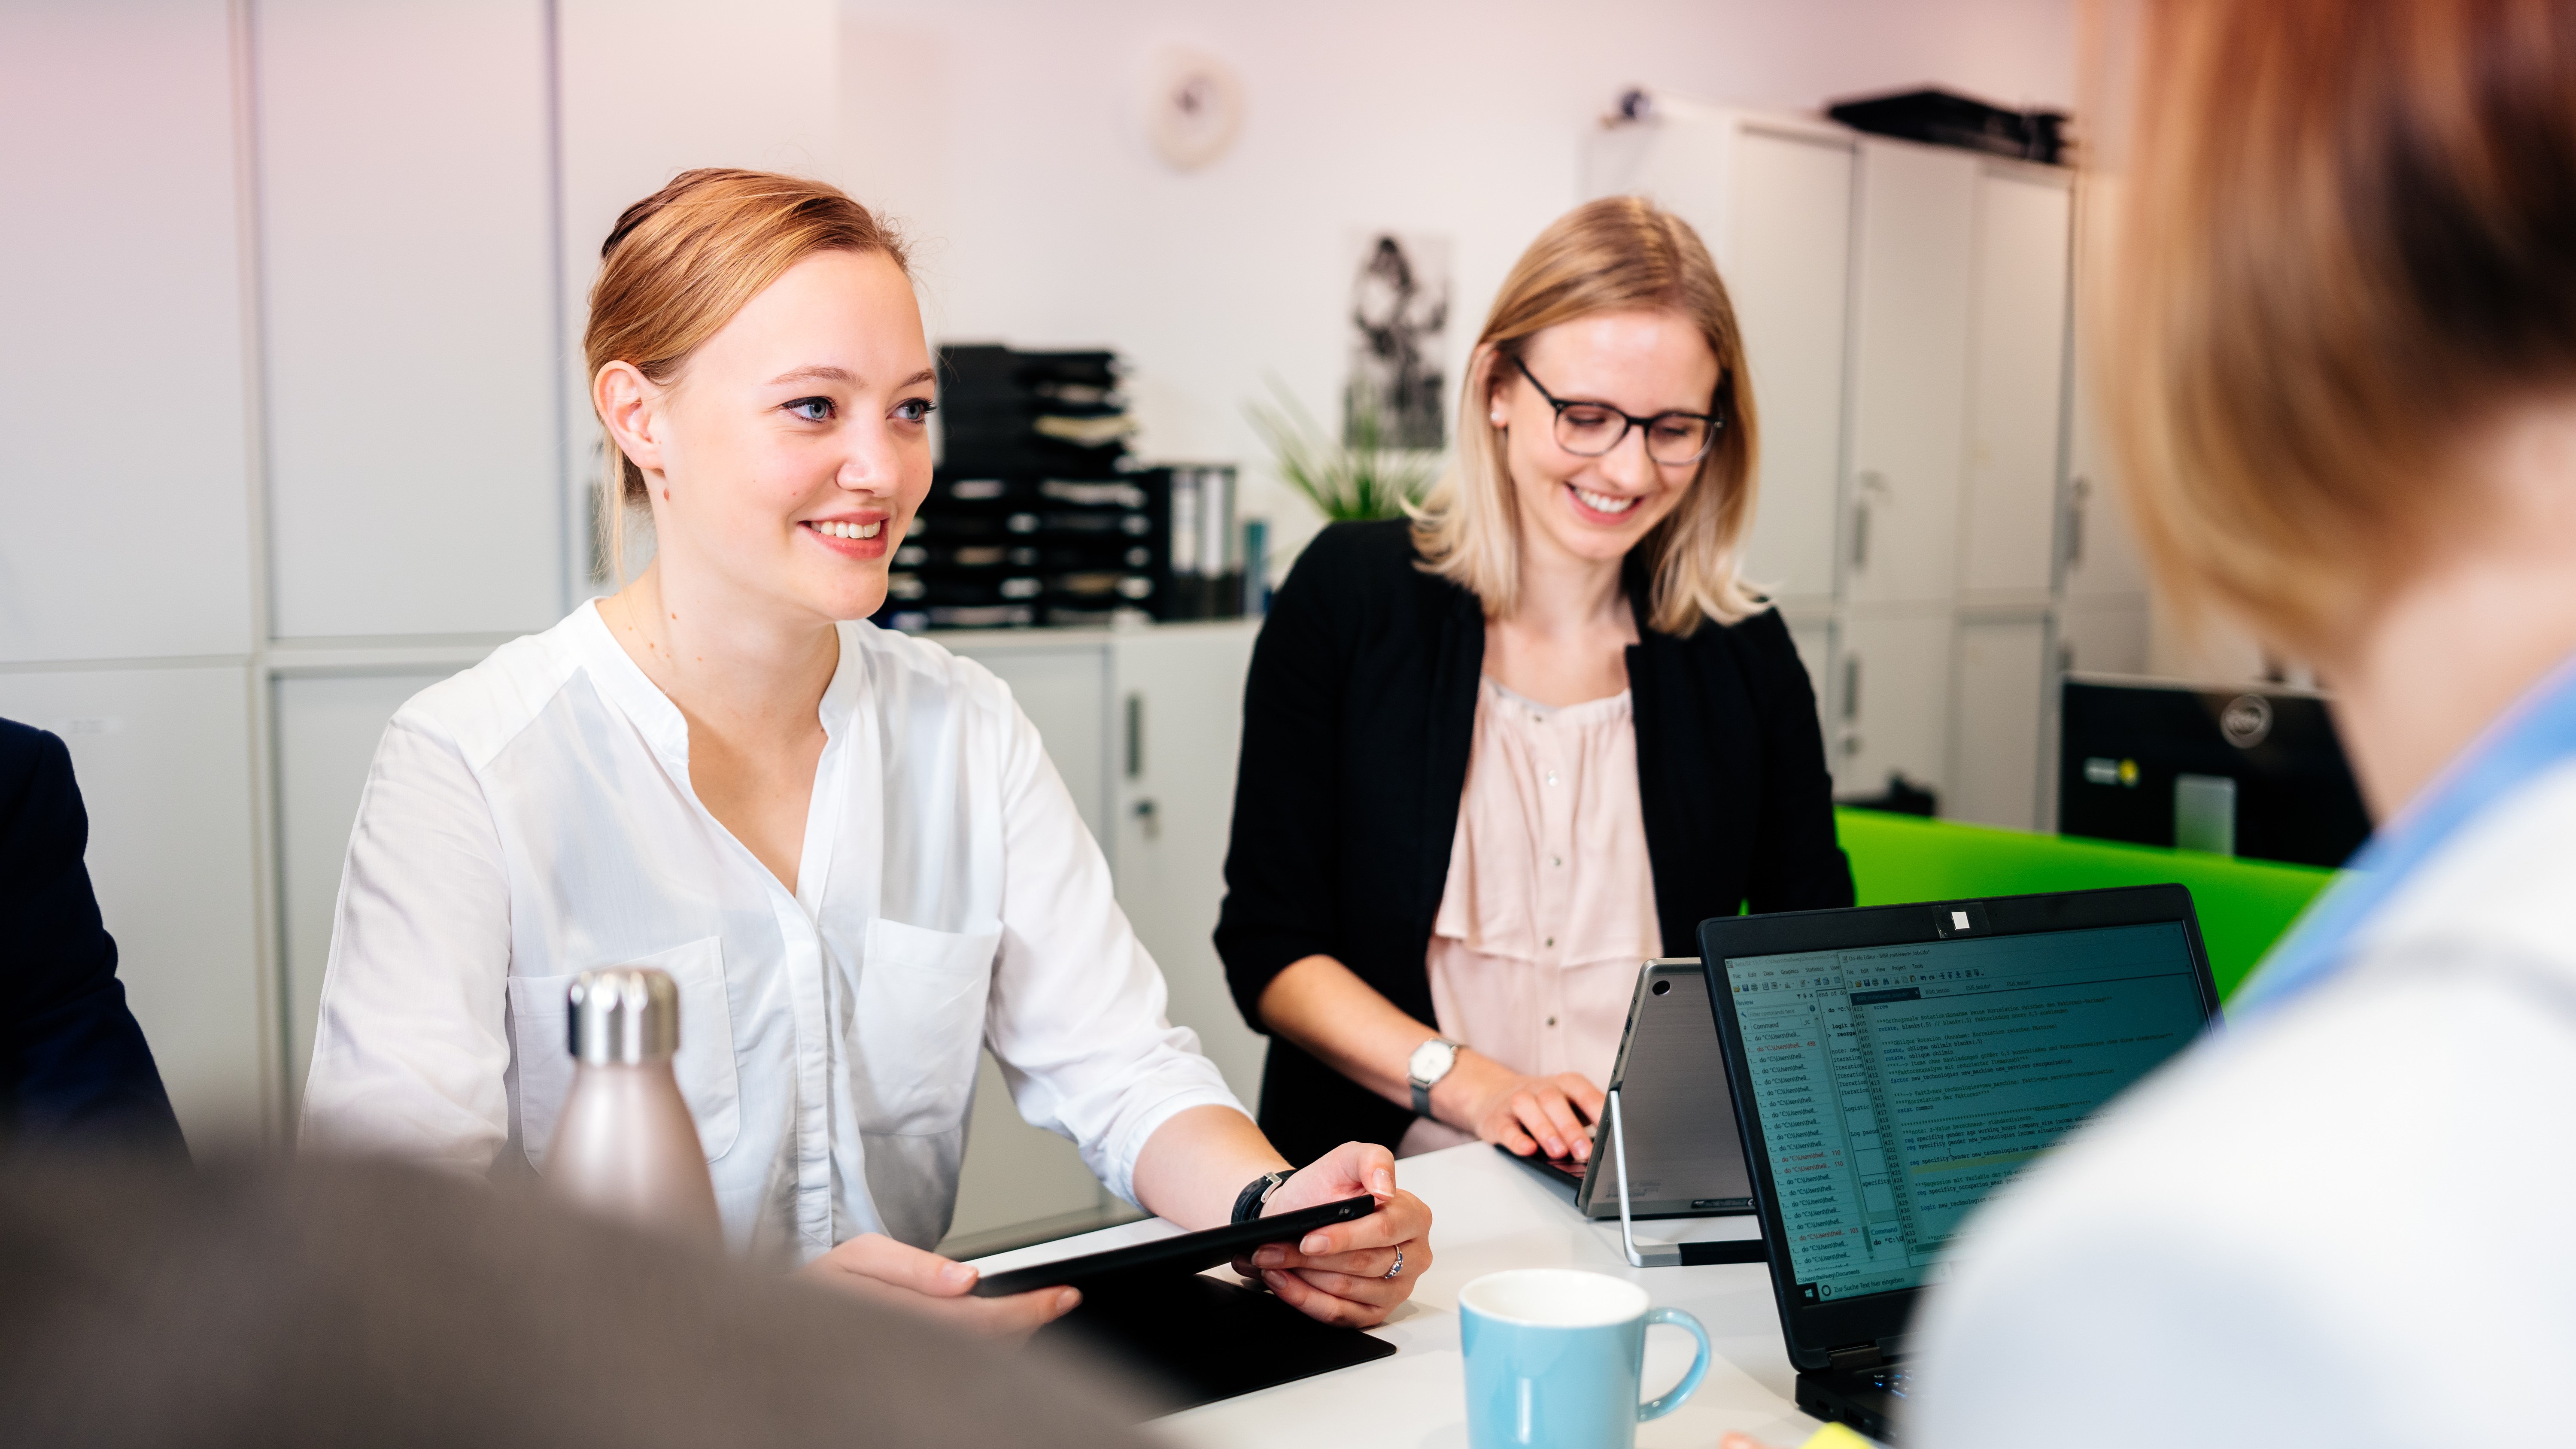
left=542, top=967, right=723, bottom=1246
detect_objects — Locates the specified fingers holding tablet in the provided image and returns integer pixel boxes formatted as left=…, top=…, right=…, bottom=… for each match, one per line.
left=798, top=1231, right=1083, bottom=1339
left=1233, top=1144, right=1432, bottom=1327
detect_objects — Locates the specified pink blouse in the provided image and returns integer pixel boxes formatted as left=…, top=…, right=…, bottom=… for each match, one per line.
left=1398, top=676, right=1662, bottom=1157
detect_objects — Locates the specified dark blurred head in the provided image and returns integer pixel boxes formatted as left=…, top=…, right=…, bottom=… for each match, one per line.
left=0, top=1154, right=1145, bottom=1449
left=2108, top=0, right=2576, bottom=662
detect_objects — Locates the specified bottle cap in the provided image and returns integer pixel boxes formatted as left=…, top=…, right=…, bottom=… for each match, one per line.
left=566, top=968, right=680, bottom=1065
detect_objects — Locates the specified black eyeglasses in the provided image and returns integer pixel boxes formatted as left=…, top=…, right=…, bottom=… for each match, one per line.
left=1510, top=356, right=1722, bottom=466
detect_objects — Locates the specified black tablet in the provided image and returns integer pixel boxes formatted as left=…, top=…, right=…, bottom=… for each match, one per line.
left=970, top=1194, right=1378, bottom=1297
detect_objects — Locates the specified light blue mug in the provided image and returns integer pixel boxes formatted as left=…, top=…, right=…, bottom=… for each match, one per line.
left=1458, top=1268, right=1712, bottom=1449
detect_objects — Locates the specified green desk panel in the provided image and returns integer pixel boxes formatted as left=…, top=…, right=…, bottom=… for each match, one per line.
left=1832, top=808, right=2340, bottom=1002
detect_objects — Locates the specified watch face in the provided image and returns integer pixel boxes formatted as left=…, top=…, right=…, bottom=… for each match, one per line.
left=1408, top=1039, right=1455, bottom=1083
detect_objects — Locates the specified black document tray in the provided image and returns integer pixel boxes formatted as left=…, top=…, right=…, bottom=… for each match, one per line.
left=1034, top=1271, right=1398, bottom=1414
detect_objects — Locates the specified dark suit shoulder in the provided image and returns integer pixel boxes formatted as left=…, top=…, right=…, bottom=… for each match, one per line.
left=1718, top=602, right=1798, bottom=662
left=1283, top=518, right=1427, bottom=594
left=0, top=716, right=67, bottom=789
left=0, top=719, right=80, bottom=876
left=1696, top=603, right=1804, bottom=675
left=1271, top=518, right=1466, bottom=640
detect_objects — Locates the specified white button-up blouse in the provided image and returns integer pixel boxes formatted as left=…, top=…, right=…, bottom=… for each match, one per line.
left=300, top=601, right=1243, bottom=1262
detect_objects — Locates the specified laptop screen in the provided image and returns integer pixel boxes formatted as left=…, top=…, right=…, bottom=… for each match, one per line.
left=1725, top=921, right=2209, bottom=1306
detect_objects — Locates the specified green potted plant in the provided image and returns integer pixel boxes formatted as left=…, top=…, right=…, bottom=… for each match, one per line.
left=1246, top=380, right=1439, bottom=522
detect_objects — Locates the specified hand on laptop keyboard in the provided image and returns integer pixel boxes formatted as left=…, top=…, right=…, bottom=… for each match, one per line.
left=1443, top=1056, right=1604, bottom=1162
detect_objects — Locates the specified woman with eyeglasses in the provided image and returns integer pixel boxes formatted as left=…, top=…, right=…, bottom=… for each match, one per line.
left=1218, top=197, right=1852, bottom=1170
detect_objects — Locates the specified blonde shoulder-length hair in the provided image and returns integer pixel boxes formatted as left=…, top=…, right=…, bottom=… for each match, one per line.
left=1410, top=195, right=1762, bottom=636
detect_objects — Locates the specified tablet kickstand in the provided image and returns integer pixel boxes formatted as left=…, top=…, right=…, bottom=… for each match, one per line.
left=1610, top=1088, right=1767, bottom=1269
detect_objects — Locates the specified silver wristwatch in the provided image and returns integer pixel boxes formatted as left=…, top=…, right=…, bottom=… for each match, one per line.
left=1406, top=1036, right=1462, bottom=1118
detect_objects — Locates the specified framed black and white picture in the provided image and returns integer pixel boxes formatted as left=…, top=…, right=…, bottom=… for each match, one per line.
left=1346, top=231, right=1449, bottom=451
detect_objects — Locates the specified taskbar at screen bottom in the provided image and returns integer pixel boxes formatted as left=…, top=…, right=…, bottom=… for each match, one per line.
left=1796, top=1257, right=1954, bottom=1305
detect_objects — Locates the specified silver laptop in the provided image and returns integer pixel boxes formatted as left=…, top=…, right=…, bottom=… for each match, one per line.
left=1504, top=957, right=1755, bottom=1219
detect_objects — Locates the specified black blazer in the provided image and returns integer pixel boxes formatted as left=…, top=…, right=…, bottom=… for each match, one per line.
left=1214, top=520, right=1852, bottom=1164
left=1, top=717, right=184, bottom=1151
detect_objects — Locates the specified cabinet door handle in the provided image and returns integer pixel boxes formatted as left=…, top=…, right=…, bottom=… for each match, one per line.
left=2066, top=475, right=2090, bottom=567
left=1850, top=471, right=1886, bottom=569
left=1841, top=656, right=1861, bottom=722
left=1123, top=693, right=1144, bottom=780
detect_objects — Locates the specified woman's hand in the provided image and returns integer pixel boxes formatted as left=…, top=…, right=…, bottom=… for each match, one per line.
left=1439, top=1051, right=1606, bottom=1160
left=797, top=1232, right=1079, bottom=1340
left=1227, top=1141, right=1431, bottom=1327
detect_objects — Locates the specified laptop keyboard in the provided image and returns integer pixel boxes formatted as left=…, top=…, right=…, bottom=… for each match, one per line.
left=1863, top=1366, right=1913, bottom=1400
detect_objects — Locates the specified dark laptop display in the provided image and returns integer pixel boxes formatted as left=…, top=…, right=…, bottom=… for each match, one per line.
left=1701, top=887, right=2221, bottom=1442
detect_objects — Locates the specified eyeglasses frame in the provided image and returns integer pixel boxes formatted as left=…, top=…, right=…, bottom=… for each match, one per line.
left=1507, top=356, right=1724, bottom=466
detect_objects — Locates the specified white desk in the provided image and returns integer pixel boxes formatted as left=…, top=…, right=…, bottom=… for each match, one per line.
left=970, top=1142, right=1829, bottom=1447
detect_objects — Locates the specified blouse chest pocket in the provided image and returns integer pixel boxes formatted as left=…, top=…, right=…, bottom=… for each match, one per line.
left=851, top=917, right=1001, bottom=1135
left=507, top=935, right=743, bottom=1170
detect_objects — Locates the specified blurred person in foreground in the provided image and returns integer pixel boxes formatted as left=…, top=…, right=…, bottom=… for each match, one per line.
left=0, top=717, right=183, bottom=1152
left=1728, top=1, right=2576, bottom=1445
left=0, top=1154, right=1147, bottom=1448
left=297, top=169, right=1427, bottom=1334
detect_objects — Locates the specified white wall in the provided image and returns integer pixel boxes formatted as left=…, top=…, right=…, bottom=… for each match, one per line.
left=255, top=0, right=566, bottom=641
left=835, top=0, right=2078, bottom=563
left=0, top=0, right=253, bottom=663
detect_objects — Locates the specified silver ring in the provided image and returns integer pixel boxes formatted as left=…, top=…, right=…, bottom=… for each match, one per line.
left=1382, top=1246, right=1405, bottom=1279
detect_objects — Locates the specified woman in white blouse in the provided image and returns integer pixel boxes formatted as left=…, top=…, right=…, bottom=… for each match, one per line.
left=301, top=168, right=1428, bottom=1335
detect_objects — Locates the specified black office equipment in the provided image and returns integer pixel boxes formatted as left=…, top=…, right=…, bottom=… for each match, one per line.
left=1035, top=1272, right=1399, bottom=1414
left=876, top=344, right=1246, bottom=632
left=975, top=1194, right=1394, bottom=1412
left=1699, top=887, right=2222, bottom=1441
left=1838, top=771, right=1938, bottom=818
left=1826, top=88, right=2068, bottom=165
left=971, top=1194, right=1373, bottom=1297
left=2059, top=674, right=2370, bottom=868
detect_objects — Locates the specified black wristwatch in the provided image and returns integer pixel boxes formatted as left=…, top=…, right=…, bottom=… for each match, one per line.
left=1231, top=1169, right=1292, bottom=1224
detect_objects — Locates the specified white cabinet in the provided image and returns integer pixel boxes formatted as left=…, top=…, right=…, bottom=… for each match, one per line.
left=1949, top=615, right=2051, bottom=829
left=1585, top=106, right=1854, bottom=608
left=1592, top=103, right=2078, bottom=819
left=2062, top=176, right=2151, bottom=607
left=1721, top=131, right=1857, bottom=608
left=255, top=0, right=564, bottom=639
left=1833, top=610, right=1954, bottom=799
left=1845, top=142, right=1976, bottom=609
left=1110, top=622, right=1269, bottom=1105
left=0, top=0, right=253, bottom=664
left=0, top=666, right=267, bottom=1145
left=1959, top=169, right=2075, bottom=604
left=2059, top=602, right=2148, bottom=678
